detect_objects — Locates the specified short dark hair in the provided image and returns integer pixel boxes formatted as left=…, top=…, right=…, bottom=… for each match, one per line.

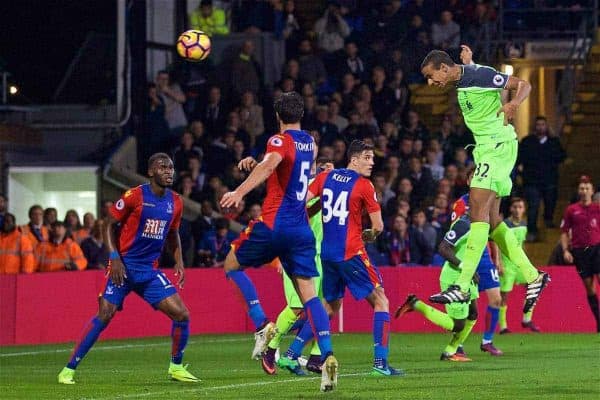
left=274, top=91, right=304, bottom=124
left=316, top=156, right=333, bottom=165
left=535, top=115, right=547, bottom=122
left=51, top=220, right=65, bottom=228
left=347, top=140, right=374, bottom=160
left=148, top=152, right=172, bottom=168
left=421, top=50, right=455, bottom=70
left=215, top=217, right=230, bottom=230
left=28, top=205, right=43, bottom=218
left=510, top=197, right=525, bottom=206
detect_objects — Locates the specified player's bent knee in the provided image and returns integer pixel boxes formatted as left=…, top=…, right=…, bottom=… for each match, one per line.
left=452, top=319, right=466, bottom=332
left=223, top=250, right=240, bottom=273
left=97, top=301, right=118, bottom=324
left=173, top=308, right=190, bottom=322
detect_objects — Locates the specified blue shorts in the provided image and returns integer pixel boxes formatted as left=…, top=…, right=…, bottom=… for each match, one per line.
left=102, top=269, right=177, bottom=309
left=233, top=220, right=318, bottom=278
left=477, top=261, right=500, bottom=292
left=322, top=254, right=383, bottom=302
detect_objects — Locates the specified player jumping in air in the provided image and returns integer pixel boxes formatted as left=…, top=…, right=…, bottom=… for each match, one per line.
left=282, top=140, right=403, bottom=376
left=219, top=91, right=338, bottom=392
left=498, top=197, right=541, bottom=333
left=420, top=49, right=549, bottom=311
left=58, top=153, right=198, bottom=384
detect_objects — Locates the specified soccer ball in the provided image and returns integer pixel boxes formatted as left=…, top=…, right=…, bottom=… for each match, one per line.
left=176, top=30, right=211, bottom=62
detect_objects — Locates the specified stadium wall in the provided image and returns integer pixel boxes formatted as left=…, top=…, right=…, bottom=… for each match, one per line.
left=0, top=267, right=594, bottom=346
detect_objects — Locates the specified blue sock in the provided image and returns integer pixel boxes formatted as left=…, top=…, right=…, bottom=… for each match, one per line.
left=226, top=270, right=267, bottom=330
left=171, top=320, right=189, bottom=364
left=67, top=317, right=107, bottom=369
left=304, top=297, right=333, bottom=361
left=373, top=311, right=390, bottom=368
left=484, top=305, right=500, bottom=342
left=287, top=318, right=314, bottom=359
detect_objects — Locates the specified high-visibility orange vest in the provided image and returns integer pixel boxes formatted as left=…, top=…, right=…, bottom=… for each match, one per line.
left=73, top=228, right=90, bottom=244
left=35, top=238, right=87, bottom=272
left=0, top=229, right=36, bottom=274
left=20, top=224, right=49, bottom=245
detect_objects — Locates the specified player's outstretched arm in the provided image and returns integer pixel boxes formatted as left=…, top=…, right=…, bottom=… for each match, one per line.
left=497, top=76, right=531, bottom=126
left=103, top=214, right=127, bottom=286
left=167, top=229, right=186, bottom=288
left=438, top=240, right=461, bottom=268
left=221, top=152, right=283, bottom=208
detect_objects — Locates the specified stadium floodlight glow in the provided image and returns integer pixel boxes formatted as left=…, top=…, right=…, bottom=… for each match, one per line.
left=9, top=85, right=18, bottom=95
left=503, top=65, right=514, bottom=76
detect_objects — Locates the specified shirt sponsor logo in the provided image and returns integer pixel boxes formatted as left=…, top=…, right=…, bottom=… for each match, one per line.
left=331, top=173, right=351, bottom=183
left=142, top=219, right=167, bottom=240
left=142, top=202, right=155, bottom=207
left=295, top=141, right=314, bottom=152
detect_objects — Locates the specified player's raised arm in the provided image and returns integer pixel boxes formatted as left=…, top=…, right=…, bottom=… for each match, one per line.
left=221, top=151, right=283, bottom=208
left=497, top=75, right=532, bottom=126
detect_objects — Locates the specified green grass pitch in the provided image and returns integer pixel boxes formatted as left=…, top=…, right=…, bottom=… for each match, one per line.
left=1, top=333, right=599, bottom=399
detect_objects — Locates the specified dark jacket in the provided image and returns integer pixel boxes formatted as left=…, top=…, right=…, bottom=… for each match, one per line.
left=518, top=134, right=566, bottom=186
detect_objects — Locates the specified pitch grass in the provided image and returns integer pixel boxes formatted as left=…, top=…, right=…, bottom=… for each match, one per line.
left=1, top=333, right=599, bottom=400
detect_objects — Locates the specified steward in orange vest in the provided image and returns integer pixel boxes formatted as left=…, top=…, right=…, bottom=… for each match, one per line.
left=36, top=221, right=87, bottom=272
left=0, top=213, right=36, bottom=274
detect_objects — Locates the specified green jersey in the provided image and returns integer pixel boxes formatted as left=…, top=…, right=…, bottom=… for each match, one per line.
left=501, top=217, right=527, bottom=270
left=456, top=64, right=515, bottom=145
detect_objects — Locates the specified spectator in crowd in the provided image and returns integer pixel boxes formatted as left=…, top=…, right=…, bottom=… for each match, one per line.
left=370, top=66, right=396, bottom=125
left=518, top=116, right=567, bottom=241
left=44, top=207, right=58, bottom=228
left=407, top=155, right=435, bottom=205
left=431, top=10, right=461, bottom=54
left=315, top=105, right=340, bottom=146
left=80, top=219, right=109, bottom=270
left=189, top=0, right=229, bottom=36
left=279, top=0, right=302, bottom=57
left=247, top=203, right=262, bottom=220
left=406, top=14, right=427, bottom=43
left=411, top=209, right=436, bottom=263
left=428, top=193, right=451, bottom=234
left=189, top=119, right=209, bottom=149
left=187, top=154, right=208, bottom=194
left=405, top=0, right=436, bottom=25
left=196, top=217, right=236, bottom=267
left=64, top=210, right=85, bottom=243
left=0, top=194, right=6, bottom=228
left=385, top=48, right=410, bottom=80
left=337, top=40, right=367, bottom=82
left=425, top=147, right=445, bottom=182
left=21, top=205, right=49, bottom=245
left=230, top=40, right=261, bottom=99
left=78, top=212, right=95, bottom=243
left=328, top=100, right=348, bottom=132
left=314, top=2, right=351, bottom=54
left=146, top=82, right=170, bottom=161
left=453, top=147, right=472, bottom=170
left=280, top=59, right=303, bottom=92
left=35, top=221, right=86, bottom=272
left=178, top=173, right=203, bottom=204
left=173, top=131, right=204, bottom=175
left=197, top=86, right=227, bottom=139
left=386, top=214, right=432, bottom=266
left=373, top=172, right=396, bottom=206
left=156, top=70, right=188, bottom=143
left=402, top=110, right=430, bottom=141
left=297, top=39, right=328, bottom=86
left=238, top=91, right=264, bottom=148
left=0, top=213, right=36, bottom=274
left=387, top=68, right=411, bottom=123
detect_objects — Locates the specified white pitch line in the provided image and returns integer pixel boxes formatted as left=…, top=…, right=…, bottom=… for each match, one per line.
left=0, top=337, right=248, bottom=357
left=92, top=372, right=371, bottom=400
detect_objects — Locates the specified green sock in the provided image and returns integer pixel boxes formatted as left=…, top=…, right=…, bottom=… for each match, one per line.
left=499, top=305, right=508, bottom=330
left=268, top=306, right=298, bottom=349
left=414, top=300, right=455, bottom=331
left=491, top=222, right=538, bottom=283
left=455, top=222, right=490, bottom=291
left=523, top=307, right=534, bottom=323
left=309, top=340, right=321, bottom=356
left=444, top=319, right=477, bottom=354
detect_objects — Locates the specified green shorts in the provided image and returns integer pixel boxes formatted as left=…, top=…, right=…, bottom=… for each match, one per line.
left=499, top=262, right=527, bottom=292
left=284, top=255, right=323, bottom=308
left=440, top=264, right=479, bottom=320
left=470, top=139, right=518, bottom=198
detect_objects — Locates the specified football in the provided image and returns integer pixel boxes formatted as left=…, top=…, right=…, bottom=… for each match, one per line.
left=176, top=30, right=211, bottom=62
